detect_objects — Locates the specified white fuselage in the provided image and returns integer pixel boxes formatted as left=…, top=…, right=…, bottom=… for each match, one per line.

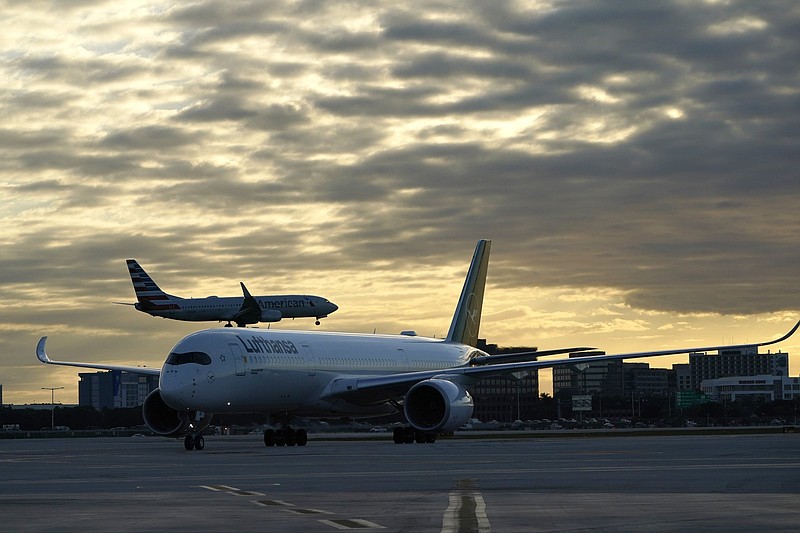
left=158, top=327, right=478, bottom=418
left=142, top=295, right=337, bottom=322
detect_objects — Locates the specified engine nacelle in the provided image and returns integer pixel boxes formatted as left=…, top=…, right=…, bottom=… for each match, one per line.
left=403, top=379, right=474, bottom=433
left=142, top=388, right=211, bottom=437
left=260, top=309, right=282, bottom=322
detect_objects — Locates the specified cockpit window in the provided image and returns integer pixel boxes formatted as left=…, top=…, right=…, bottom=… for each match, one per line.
left=166, top=351, right=212, bottom=365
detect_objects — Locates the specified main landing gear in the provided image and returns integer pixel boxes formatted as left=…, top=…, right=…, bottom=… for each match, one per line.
left=393, top=426, right=436, bottom=444
left=263, top=427, right=308, bottom=447
left=184, top=434, right=205, bottom=451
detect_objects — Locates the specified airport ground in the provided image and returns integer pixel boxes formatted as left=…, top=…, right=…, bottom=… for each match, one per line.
left=1, top=431, right=799, bottom=532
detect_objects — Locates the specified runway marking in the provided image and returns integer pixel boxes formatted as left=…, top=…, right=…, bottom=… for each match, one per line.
left=284, top=507, right=332, bottom=515
left=199, top=484, right=264, bottom=496
left=254, top=499, right=294, bottom=507
left=320, top=518, right=385, bottom=529
left=201, top=483, right=386, bottom=529
left=442, top=479, right=490, bottom=533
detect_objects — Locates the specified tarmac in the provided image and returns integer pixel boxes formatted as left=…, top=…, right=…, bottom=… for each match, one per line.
left=1, top=431, right=799, bottom=532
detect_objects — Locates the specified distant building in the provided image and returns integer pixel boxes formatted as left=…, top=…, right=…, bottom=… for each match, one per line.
left=472, top=340, right=539, bottom=422
left=553, top=351, right=624, bottom=396
left=689, top=349, right=789, bottom=390
left=623, top=363, right=671, bottom=397
left=78, top=371, right=159, bottom=409
left=673, top=364, right=692, bottom=391
left=702, top=375, right=800, bottom=403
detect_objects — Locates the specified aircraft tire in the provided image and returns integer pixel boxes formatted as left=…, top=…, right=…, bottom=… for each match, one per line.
left=393, top=427, right=404, bottom=444
left=285, top=428, right=297, bottom=446
left=184, top=435, right=194, bottom=450
left=275, top=429, right=286, bottom=446
left=403, top=427, right=415, bottom=444
left=194, top=435, right=205, bottom=450
left=264, top=429, right=275, bottom=447
left=415, top=431, right=427, bottom=444
left=295, top=429, right=308, bottom=446
left=425, top=433, right=437, bottom=443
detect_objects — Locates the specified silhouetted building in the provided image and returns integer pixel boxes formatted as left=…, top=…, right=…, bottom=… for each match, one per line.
left=472, top=340, right=539, bottom=422
left=673, top=363, right=692, bottom=391
left=78, top=371, right=159, bottom=409
left=623, top=363, right=671, bottom=396
left=689, top=349, right=789, bottom=390
left=553, top=351, right=624, bottom=396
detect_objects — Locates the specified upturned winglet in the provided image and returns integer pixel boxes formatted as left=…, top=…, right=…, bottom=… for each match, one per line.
left=757, top=319, right=800, bottom=347
left=36, top=336, right=50, bottom=364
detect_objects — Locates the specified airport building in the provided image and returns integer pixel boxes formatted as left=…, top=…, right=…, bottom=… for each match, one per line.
left=701, top=375, right=800, bottom=403
left=78, top=371, right=159, bottom=410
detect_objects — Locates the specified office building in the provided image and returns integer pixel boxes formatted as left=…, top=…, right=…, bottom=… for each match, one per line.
left=689, top=349, right=789, bottom=390
left=623, top=363, right=671, bottom=397
left=553, top=351, right=624, bottom=396
left=78, top=371, right=159, bottom=409
left=472, top=340, right=539, bottom=422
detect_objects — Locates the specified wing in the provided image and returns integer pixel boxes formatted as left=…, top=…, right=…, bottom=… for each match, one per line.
left=36, top=337, right=161, bottom=376
left=469, top=346, right=596, bottom=365
left=325, top=320, right=800, bottom=405
left=232, top=282, right=262, bottom=325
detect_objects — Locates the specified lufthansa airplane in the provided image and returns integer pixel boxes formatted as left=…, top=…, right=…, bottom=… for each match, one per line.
left=122, top=259, right=338, bottom=327
left=38, top=241, right=798, bottom=450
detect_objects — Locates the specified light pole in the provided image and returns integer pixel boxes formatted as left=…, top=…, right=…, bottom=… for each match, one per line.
left=42, top=386, right=64, bottom=429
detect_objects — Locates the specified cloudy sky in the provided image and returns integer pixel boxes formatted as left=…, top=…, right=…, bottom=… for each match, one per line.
left=3, top=0, right=799, bottom=404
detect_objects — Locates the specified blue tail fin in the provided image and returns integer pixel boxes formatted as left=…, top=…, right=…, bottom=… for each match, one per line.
left=444, top=240, right=491, bottom=347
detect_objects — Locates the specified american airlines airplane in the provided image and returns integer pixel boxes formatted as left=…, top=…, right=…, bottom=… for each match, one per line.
left=122, top=259, right=338, bottom=327
left=37, top=241, right=798, bottom=450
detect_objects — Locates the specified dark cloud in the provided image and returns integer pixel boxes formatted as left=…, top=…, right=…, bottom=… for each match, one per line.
left=13, top=54, right=147, bottom=85
left=100, top=125, right=197, bottom=150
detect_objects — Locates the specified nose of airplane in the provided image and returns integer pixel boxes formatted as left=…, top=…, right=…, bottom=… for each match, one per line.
left=159, top=366, right=194, bottom=410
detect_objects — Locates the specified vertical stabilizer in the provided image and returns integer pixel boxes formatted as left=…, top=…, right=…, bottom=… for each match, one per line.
left=126, top=259, right=176, bottom=310
left=445, top=240, right=491, bottom=347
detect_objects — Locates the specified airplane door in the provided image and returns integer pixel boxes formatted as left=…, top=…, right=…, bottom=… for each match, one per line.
left=229, top=343, right=246, bottom=376
left=397, top=348, right=409, bottom=372
left=302, top=344, right=315, bottom=376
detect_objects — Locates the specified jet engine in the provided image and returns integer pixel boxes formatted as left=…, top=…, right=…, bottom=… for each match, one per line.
left=142, top=388, right=211, bottom=437
left=403, top=379, right=474, bottom=433
left=260, top=309, right=282, bottom=322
